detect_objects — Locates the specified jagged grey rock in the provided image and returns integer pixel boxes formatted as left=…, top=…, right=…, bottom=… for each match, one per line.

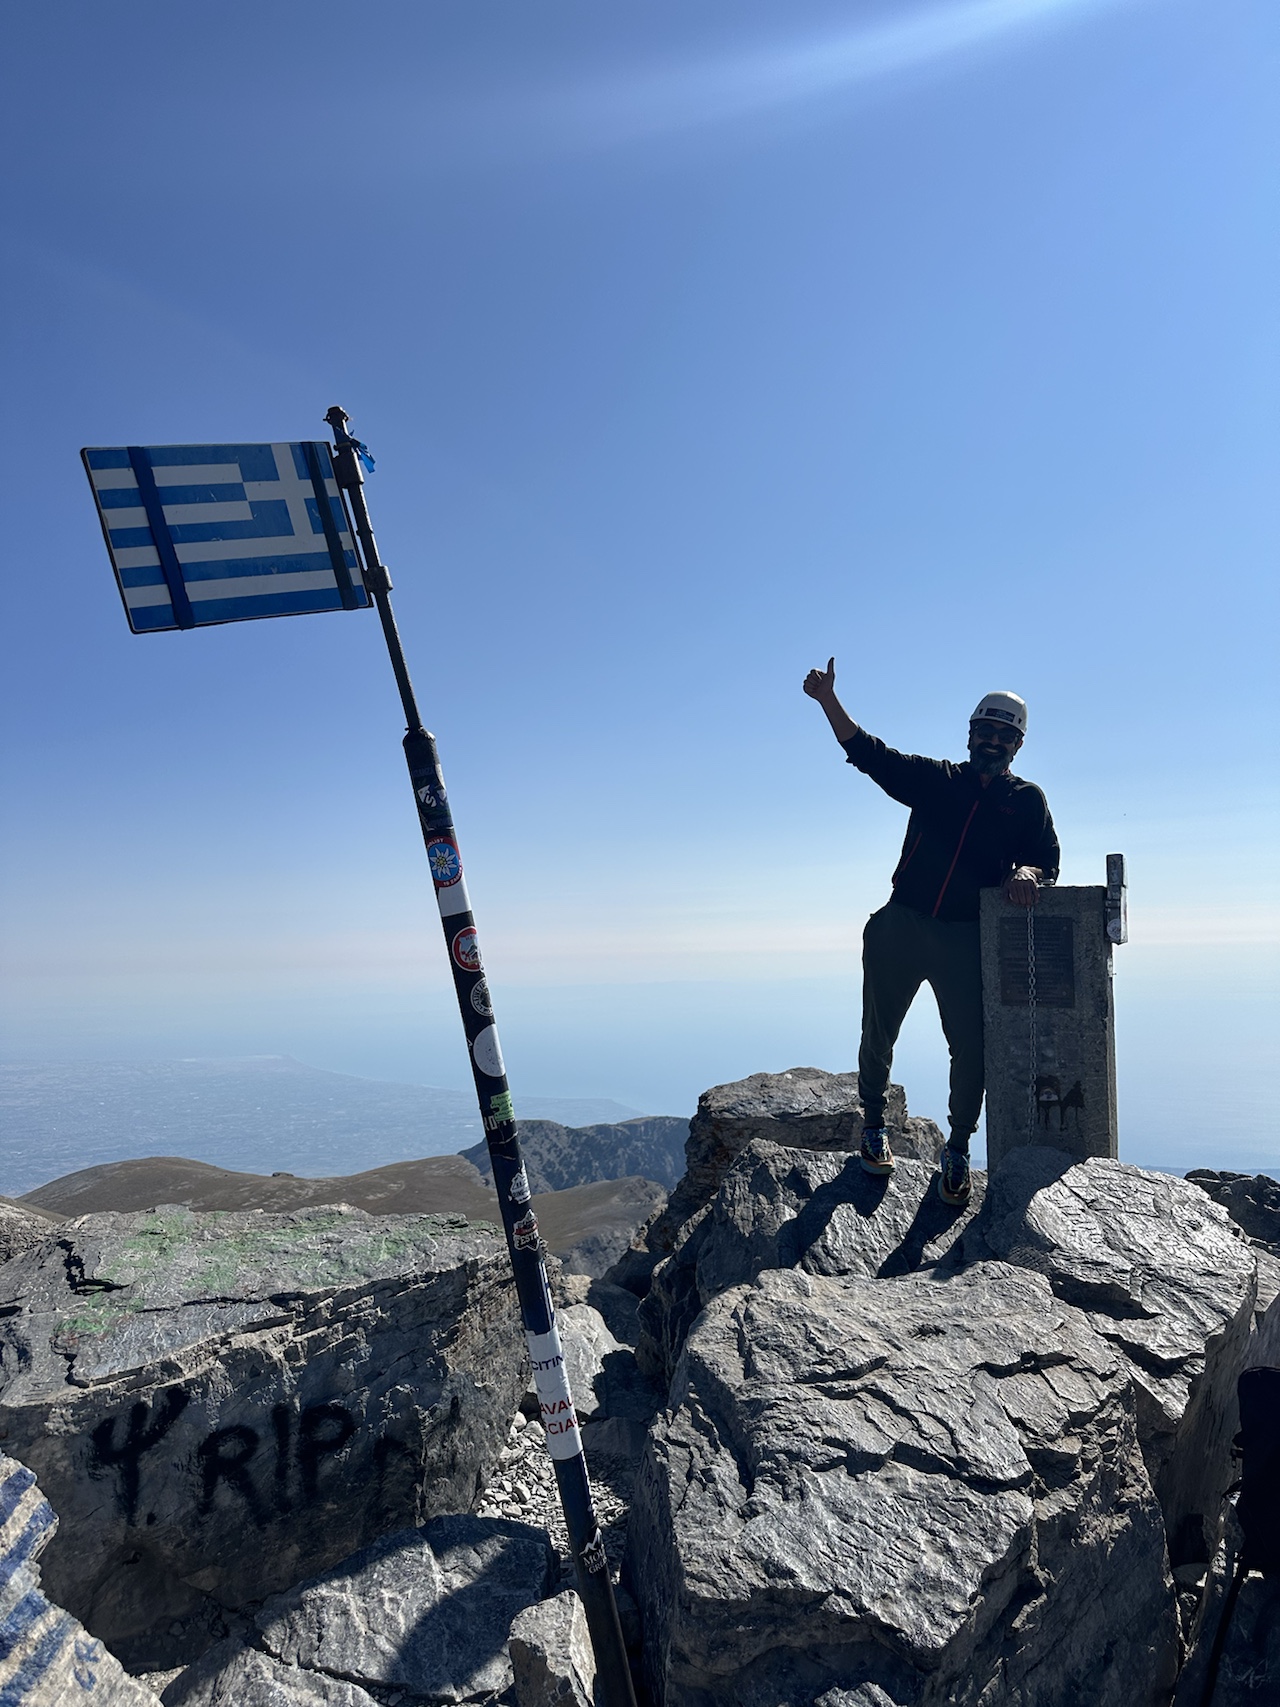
left=965, top=1148, right=1257, bottom=1563
left=639, top=1069, right=943, bottom=1276
left=1186, top=1169, right=1280, bottom=1253
left=0, top=1450, right=162, bottom=1705
left=629, top=1262, right=1179, bottom=1707
left=463, top=1116, right=690, bottom=1192
left=1247, top=1286, right=1280, bottom=1370
left=1252, top=1249, right=1280, bottom=1324
left=0, top=1204, right=525, bottom=1671
left=555, top=1307, right=661, bottom=1496
left=509, top=1588, right=597, bottom=1707
left=0, top=1195, right=60, bottom=1263
left=163, top=1516, right=554, bottom=1705
left=558, top=1303, right=624, bottom=1421
left=637, top=1145, right=983, bottom=1384
left=586, top=1280, right=643, bottom=1346
left=162, top=1642, right=379, bottom=1706
left=263, top=1515, right=554, bottom=1703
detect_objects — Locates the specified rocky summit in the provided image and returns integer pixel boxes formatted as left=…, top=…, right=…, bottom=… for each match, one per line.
left=620, top=1075, right=1265, bottom=1707
left=0, top=1204, right=524, bottom=1671
left=626, top=1067, right=945, bottom=1291
left=0, top=1067, right=1274, bottom=1706
left=630, top=1262, right=1175, bottom=1707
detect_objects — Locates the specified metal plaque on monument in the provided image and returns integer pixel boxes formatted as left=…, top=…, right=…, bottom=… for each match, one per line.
left=981, top=856, right=1126, bottom=1171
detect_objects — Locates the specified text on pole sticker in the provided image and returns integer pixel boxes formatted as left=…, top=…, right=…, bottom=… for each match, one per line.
left=526, top=1329, right=581, bottom=1460
left=512, top=1211, right=542, bottom=1253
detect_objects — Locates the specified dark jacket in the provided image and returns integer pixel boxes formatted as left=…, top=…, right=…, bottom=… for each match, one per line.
left=841, top=730, right=1060, bottom=923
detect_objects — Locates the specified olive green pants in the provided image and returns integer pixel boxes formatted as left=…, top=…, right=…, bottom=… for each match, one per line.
left=858, top=901, right=984, bottom=1147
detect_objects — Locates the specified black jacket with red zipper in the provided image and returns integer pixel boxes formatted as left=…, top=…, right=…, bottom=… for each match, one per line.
left=841, top=729, right=1060, bottom=923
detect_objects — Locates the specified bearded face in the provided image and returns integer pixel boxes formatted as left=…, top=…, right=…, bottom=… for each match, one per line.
left=968, top=718, right=1022, bottom=775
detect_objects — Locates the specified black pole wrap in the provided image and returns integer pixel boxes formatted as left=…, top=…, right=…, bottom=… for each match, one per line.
left=325, top=409, right=636, bottom=1707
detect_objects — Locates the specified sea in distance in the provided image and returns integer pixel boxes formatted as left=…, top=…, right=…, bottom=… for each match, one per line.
left=0, top=1057, right=647, bottom=1199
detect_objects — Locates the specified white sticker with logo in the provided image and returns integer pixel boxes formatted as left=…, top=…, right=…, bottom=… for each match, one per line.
left=526, top=1328, right=581, bottom=1460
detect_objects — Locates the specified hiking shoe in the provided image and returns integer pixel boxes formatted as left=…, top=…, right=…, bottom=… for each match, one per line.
left=938, top=1144, right=971, bottom=1205
left=859, top=1127, right=895, bottom=1175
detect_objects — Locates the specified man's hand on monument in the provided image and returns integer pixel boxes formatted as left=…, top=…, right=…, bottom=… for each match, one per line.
left=803, top=658, right=837, bottom=704
left=1003, top=867, right=1041, bottom=907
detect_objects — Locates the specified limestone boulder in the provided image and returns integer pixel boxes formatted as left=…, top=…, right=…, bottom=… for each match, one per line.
left=164, top=1647, right=379, bottom=1706
left=1186, top=1168, right=1280, bottom=1253
left=637, top=1145, right=983, bottom=1385
left=558, top=1303, right=624, bottom=1421
left=509, top=1588, right=597, bottom=1707
left=965, top=1148, right=1257, bottom=1563
left=0, top=1204, right=525, bottom=1671
left=628, top=1263, right=1178, bottom=1707
left=640, top=1069, right=943, bottom=1273
left=162, top=1515, right=556, bottom=1705
left=0, top=1450, right=162, bottom=1705
left=1248, top=1286, right=1280, bottom=1371
left=0, top=1195, right=61, bottom=1263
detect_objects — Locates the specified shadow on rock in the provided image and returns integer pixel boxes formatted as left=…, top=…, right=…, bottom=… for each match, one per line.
left=162, top=1514, right=556, bottom=1706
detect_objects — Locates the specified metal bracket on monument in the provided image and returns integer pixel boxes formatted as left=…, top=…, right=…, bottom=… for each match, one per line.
left=1105, top=854, right=1128, bottom=945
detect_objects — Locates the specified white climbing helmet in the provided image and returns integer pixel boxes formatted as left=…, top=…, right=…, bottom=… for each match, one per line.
left=970, top=691, right=1027, bottom=735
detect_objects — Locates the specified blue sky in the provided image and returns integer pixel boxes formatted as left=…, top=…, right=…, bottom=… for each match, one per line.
left=1, top=0, right=1276, bottom=1171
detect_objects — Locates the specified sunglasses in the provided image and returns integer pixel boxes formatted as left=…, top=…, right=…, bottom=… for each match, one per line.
left=971, top=721, right=1021, bottom=744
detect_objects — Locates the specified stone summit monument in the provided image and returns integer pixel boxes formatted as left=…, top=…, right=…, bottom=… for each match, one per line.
left=982, top=854, right=1127, bottom=1170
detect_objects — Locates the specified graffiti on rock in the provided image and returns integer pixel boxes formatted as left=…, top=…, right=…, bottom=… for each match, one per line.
left=90, top=1391, right=366, bottom=1526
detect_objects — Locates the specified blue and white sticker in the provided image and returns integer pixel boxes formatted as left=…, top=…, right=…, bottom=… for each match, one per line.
left=426, top=837, right=462, bottom=887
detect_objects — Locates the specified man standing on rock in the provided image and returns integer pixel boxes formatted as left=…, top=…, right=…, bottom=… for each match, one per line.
left=804, top=660, right=1059, bottom=1205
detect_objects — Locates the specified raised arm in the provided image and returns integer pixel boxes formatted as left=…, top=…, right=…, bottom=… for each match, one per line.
left=803, top=657, right=859, bottom=744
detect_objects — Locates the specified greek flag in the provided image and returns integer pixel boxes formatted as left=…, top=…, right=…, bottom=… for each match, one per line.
left=81, top=442, right=370, bottom=632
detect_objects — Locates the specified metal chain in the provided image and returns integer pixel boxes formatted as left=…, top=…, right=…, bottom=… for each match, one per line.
left=1026, top=904, right=1038, bottom=1142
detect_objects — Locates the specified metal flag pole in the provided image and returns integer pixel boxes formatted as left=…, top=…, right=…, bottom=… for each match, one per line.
left=323, top=408, right=636, bottom=1707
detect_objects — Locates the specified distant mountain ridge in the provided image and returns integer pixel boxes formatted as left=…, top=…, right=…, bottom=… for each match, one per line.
left=462, top=1115, right=690, bottom=1194
left=16, top=1154, right=665, bottom=1279
left=0, top=1057, right=650, bottom=1196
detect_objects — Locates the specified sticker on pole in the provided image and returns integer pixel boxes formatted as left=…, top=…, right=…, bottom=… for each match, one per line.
left=81, top=442, right=369, bottom=632
left=526, top=1328, right=582, bottom=1461
left=451, top=927, right=483, bottom=972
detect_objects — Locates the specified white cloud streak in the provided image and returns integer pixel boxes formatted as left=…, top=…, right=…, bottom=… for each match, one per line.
left=549, top=0, right=1132, bottom=147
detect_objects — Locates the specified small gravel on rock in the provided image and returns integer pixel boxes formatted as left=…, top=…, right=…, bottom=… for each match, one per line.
left=473, top=1413, right=630, bottom=1584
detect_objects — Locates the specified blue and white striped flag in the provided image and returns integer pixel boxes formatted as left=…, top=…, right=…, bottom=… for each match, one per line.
left=82, top=441, right=370, bottom=632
